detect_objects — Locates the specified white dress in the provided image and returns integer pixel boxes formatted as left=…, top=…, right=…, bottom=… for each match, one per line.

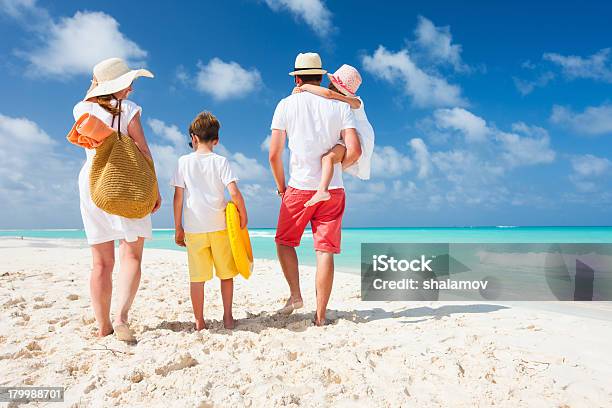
left=343, top=97, right=375, bottom=180
left=73, top=100, right=153, bottom=245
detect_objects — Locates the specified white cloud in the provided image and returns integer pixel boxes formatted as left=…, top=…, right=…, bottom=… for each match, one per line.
left=20, top=11, right=147, bottom=78
left=571, top=154, right=611, bottom=177
left=0, top=0, right=47, bottom=21
left=544, top=48, right=612, bottom=83
left=149, top=144, right=182, bottom=192
left=370, top=145, right=412, bottom=178
left=568, top=154, right=610, bottom=193
left=362, top=46, right=466, bottom=108
left=205, top=144, right=267, bottom=182
left=264, top=0, right=334, bottom=37
left=495, top=123, right=555, bottom=167
left=409, top=138, right=431, bottom=179
left=0, top=113, right=80, bottom=225
left=433, top=107, right=489, bottom=142
left=147, top=118, right=185, bottom=150
left=392, top=180, right=417, bottom=195
left=414, top=16, right=468, bottom=72
left=260, top=134, right=271, bottom=151
left=195, top=58, right=261, bottom=101
left=550, top=103, right=612, bottom=136
left=513, top=72, right=555, bottom=96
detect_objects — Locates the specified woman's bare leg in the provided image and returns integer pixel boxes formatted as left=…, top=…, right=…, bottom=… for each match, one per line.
left=305, top=144, right=347, bottom=207
left=115, top=238, right=144, bottom=326
left=90, top=241, right=115, bottom=337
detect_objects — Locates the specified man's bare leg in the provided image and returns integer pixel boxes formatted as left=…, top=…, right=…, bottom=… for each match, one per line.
left=314, top=250, right=334, bottom=325
left=276, top=243, right=303, bottom=314
left=305, top=144, right=346, bottom=207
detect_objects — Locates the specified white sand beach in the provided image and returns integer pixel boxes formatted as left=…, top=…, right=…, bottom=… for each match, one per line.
left=1, top=237, right=612, bottom=407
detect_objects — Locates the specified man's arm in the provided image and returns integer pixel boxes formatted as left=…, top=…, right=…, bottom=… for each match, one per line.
left=341, top=128, right=362, bottom=169
left=268, top=129, right=287, bottom=194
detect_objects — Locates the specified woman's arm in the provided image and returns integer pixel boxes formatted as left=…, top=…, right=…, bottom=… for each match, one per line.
left=173, top=187, right=186, bottom=247
left=227, top=182, right=248, bottom=229
left=300, top=84, right=362, bottom=109
left=127, top=111, right=154, bottom=161
left=127, top=111, right=162, bottom=212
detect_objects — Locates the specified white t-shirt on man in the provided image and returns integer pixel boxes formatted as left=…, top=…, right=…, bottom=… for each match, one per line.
left=270, top=92, right=357, bottom=190
left=171, top=152, right=238, bottom=233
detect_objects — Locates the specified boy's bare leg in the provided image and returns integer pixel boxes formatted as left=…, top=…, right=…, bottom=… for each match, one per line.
left=305, top=144, right=346, bottom=207
left=220, top=278, right=234, bottom=329
left=190, top=282, right=207, bottom=330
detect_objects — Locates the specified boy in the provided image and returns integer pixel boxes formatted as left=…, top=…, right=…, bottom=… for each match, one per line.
left=172, top=111, right=248, bottom=330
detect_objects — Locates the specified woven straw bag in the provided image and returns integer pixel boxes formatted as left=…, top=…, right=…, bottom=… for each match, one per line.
left=89, top=100, right=158, bottom=219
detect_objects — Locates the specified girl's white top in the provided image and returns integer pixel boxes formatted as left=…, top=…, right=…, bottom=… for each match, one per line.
left=73, top=99, right=152, bottom=245
left=344, top=97, right=375, bottom=180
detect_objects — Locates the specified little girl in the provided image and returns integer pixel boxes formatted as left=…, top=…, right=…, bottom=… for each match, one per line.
left=294, top=64, right=375, bottom=207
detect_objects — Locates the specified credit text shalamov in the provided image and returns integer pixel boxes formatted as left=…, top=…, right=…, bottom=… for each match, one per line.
left=370, top=255, right=489, bottom=291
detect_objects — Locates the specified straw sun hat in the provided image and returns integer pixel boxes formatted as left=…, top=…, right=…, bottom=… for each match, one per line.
left=288, top=52, right=327, bottom=76
left=84, top=57, right=154, bottom=100
left=327, top=64, right=362, bottom=96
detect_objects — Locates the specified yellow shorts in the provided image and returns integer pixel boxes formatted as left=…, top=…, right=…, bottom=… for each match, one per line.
left=185, top=230, right=239, bottom=282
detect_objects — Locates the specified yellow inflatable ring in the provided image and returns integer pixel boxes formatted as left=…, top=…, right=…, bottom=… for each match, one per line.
left=226, top=202, right=253, bottom=279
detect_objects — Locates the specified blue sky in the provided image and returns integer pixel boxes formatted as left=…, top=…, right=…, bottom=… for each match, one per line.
left=0, top=0, right=611, bottom=228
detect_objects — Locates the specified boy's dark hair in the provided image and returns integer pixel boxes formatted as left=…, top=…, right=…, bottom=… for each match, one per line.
left=295, top=74, right=323, bottom=83
left=189, top=111, right=220, bottom=142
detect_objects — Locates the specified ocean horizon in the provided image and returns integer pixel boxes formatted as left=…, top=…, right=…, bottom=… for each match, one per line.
left=2, top=226, right=612, bottom=273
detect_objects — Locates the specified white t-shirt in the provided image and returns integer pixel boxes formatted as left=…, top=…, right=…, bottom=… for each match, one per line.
left=170, top=152, right=238, bottom=233
left=270, top=92, right=357, bottom=190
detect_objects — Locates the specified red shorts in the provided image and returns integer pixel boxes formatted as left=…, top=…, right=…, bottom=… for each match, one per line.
left=275, top=187, right=346, bottom=254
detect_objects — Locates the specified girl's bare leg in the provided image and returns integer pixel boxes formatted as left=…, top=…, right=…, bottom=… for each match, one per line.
left=90, top=241, right=115, bottom=337
left=115, top=238, right=144, bottom=326
left=190, top=282, right=206, bottom=330
left=305, top=144, right=347, bottom=207
left=220, top=278, right=234, bottom=329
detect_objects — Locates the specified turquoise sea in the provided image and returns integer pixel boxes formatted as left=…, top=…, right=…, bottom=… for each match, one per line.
left=1, top=227, right=611, bottom=273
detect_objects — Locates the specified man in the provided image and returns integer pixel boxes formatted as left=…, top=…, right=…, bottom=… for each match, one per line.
left=269, top=52, right=361, bottom=326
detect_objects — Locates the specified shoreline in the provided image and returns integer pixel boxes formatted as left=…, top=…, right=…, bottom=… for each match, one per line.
left=2, top=236, right=611, bottom=320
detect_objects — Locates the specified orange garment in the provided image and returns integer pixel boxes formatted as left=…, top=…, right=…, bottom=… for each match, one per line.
left=66, top=113, right=116, bottom=149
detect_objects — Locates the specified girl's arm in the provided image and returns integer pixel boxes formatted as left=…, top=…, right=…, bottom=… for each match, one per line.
left=173, top=187, right=186, bottom=247
left=299, top=84, right=362, bottom=109
left=227, top=182, right=248, bottom=230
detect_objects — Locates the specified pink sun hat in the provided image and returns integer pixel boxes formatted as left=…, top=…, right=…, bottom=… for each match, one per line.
left=327, top=64, right=362, bottom=96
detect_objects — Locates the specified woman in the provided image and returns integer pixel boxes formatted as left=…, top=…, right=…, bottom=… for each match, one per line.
left=73, top=57, right=161, bottom=342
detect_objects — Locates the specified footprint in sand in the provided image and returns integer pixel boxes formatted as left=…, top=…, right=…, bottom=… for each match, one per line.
left=67, top=294, right=79, bottom=301
left=321, top=367, right=342, bottom=385
left=33, top=302, right=54, bottom=310
left=26, top=341, right=42, bottom=352
left=3, top=296, right=25, bottom=307
left=81, top=316, right=96, bottom=325
left=154, top=353, right=198, bottom=376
